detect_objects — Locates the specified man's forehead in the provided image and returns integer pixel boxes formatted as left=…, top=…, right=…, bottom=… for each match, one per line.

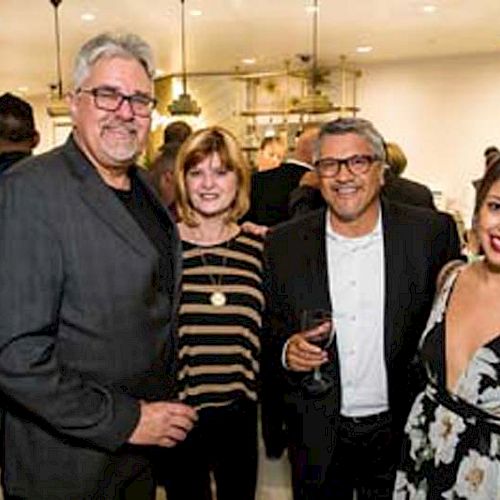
left=83, top=56, right=152, bottom=88
left=320, top=133, right=372, bottom=152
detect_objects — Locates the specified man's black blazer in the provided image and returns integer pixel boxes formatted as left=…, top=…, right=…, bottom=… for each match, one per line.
left=0, top=136, right=182, bottom=498
left=261, top=199, right=461, bottom=468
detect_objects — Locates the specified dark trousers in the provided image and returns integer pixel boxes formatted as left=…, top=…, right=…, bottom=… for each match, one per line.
left=161, top=399, right=258, bottom=500
left=325, top=411, right=397, bottom=500
left=289, top=410, right=396, bottom=500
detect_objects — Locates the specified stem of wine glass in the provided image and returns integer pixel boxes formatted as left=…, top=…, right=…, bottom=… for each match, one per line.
left=313, top=368, right=322, bottom=381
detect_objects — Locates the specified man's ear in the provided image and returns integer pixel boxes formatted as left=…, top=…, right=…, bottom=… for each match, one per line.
left=31, top=131, right=40, bottom=150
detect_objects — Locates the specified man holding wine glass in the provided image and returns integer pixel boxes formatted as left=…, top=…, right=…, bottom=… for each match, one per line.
left=261, top=118, right=461, bottom=500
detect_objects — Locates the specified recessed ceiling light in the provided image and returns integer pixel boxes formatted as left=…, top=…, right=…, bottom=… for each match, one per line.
left=356, top=45, right=373, bottom=54
left=81, top=12, right=96, bottom=22
left=305, top=5, right=319, bottom=14
left=189, top=9, right=202, bottom=16
left=422, top=5, right=437, bottom=13
left=241, top=58, right=256, bottom=65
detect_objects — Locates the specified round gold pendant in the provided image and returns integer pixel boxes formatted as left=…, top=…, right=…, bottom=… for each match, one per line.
left=210, top=291, right=226, bottom=307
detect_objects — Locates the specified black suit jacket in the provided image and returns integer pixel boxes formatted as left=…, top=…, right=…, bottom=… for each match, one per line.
left=0, top=136, right=182, bottom=498
left=261, top=200, right=460, bottom=475
left=243, top=161, right=310, bottom=226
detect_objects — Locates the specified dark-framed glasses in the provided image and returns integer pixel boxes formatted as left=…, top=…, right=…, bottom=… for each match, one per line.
left=314, top=154, right=379, bottom=177
left=77, top=87, right=157, bottom=117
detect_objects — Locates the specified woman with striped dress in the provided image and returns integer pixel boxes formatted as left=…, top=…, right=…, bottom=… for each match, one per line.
left=162, top=127, right=264, bottom=500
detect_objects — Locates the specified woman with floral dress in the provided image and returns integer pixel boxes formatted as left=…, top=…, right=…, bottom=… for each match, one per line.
left=394, top=157, right=500, bottom=499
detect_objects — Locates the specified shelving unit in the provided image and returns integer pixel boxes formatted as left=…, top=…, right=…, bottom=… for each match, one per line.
left=235, top=56, right=362, bottom=164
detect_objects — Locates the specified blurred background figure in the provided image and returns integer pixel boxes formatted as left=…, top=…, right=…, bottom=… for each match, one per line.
left=161, top=119, right=192, bottom=148
left=256, top=136, right=286, bottom=171
left=149, top=120, right=192, bottom=218
left=383, top=141, right=436, bottom=210
left=0, top=92, right=39, bottom=175
left=244, top=126, right=318, bottom=227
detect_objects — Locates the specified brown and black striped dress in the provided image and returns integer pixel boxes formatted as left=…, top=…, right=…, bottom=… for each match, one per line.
left=176, top=231, right=264, bottom=411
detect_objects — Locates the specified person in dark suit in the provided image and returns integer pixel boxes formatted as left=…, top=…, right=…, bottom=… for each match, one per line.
left=243, top=126, right=318, bottom=226
left=0, top=33, right=197, bottom=500
left=289, top=140, right=436, bottom=218
left=0, top=92, right=39, bottom=176
left=261, top=118, right=461, bottom=500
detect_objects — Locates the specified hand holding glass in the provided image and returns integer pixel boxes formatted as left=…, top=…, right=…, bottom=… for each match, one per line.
left=300, top=309, right=335, bottom=396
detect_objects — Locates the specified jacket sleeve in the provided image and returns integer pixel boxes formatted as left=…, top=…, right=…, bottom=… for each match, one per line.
left=0, top=175, right=140, bottom=452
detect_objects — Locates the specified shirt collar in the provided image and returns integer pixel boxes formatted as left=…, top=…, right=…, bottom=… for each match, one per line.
left=326, top=205, right=383, bottom=244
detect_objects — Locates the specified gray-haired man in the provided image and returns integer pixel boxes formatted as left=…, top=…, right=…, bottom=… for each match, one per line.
left=0, top=33, right=196, bottom=499
left=261, top=118, right=461, bottom=499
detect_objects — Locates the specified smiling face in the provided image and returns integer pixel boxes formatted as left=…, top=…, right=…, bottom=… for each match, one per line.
left=69, top=56, right=153, bottom=178
left=317, top=132, right=385, bottom=236
left=476, top=179, right=500, bottom=269
left=185, top=152, right=238, bottom=222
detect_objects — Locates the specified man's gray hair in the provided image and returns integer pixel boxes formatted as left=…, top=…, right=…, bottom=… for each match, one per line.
left=73, top=32, right=155, bottom=89
left=315, top=117, right=387, bottom=163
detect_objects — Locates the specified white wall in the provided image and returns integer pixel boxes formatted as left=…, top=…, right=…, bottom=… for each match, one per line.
left=358, top=52, right=500, bottom=223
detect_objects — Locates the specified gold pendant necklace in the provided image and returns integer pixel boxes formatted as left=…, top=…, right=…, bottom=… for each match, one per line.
left=198, top=240, right=231, bottom=308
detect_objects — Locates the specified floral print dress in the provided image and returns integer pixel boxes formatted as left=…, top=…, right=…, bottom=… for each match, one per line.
left=393, top=264, right=500, bottom=499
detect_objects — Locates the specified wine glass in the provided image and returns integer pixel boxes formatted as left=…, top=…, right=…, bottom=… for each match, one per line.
left=300, top=308, right=335, bottom=397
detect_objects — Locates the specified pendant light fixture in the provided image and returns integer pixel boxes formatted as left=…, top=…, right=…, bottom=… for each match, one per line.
left=290, top=0, right=334, bottom=114
left=167, top=0, right=202, bottom=116
left=47, top=0, right=69, bottom=117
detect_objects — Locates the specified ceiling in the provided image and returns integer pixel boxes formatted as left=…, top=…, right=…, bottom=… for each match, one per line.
left=2, top=0, right=500, bottom=97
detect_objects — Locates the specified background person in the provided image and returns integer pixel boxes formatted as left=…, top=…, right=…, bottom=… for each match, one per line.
left=383, top=141, right=436, bottom=210
left=255, top=135, right=285, bottom=171
left=149, top=121, right=192, bottom=219
left=0, top=92, right=39, bottom=175
left=0, top=32, right=196, bottom=500
left=245, top=126, right=318, bottom=227
left=161, top=127, right=264, bottom=500
left=394, top=156, right=500, bottom=498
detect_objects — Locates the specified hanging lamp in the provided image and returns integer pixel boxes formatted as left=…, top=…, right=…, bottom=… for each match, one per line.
left=167, top=0, right=201, bottom=116
left=46, top=0, right=69, bottom=117
left=290, top=0, right=333, bottom=114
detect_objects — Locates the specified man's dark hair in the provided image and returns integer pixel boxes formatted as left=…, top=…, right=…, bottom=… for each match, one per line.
left=0, top=93, right=36, bottom=142
left=162, top=121, right=192, bottom=149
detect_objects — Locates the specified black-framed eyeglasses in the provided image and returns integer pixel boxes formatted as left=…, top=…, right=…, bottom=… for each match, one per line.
left=314, top=154, right=379, bottom=177
left=77, top=86, right=157, bottom=117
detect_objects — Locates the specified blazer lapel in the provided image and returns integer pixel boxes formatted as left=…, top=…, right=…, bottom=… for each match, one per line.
left=135, top=168, right=183, bottom=292
left=300, top=208, right=331, bottom=311
left=62, top=137, right=157, bottom=259
left=381, top=198, right=407, bottom=363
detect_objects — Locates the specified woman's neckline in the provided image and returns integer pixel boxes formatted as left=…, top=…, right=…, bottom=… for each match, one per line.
left=178, top=222, right=240, bottom=247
